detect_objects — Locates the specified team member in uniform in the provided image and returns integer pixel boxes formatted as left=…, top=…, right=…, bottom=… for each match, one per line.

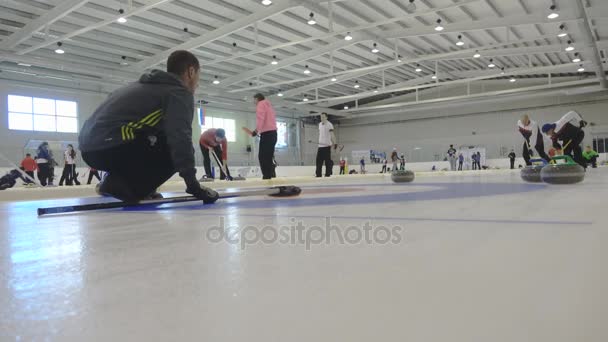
left=199, top=128, right=231, bottom=180
left=315, top=112, right=336, bottom=177
left=518, top=114, right=551, bottom=165
left=251, top=93, right=277, bottom=180
left=583, top=146, right=599, bottom=168
left=542, top=110, right=588, bottom=167
left=20, top=153, right=38, bottom=184
left=79, top=50, right=218, bottom=203
left=447, top=145, right=457, bottom=171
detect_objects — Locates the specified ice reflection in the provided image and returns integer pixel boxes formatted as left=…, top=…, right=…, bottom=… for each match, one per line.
left=4, top=202, right=84, bottom=321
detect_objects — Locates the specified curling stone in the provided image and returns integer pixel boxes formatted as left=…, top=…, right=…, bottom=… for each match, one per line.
left=540, top=155, right=585, bottom=184
left=520, top=158, right=547, bottom=183
left=391, top=169, right=415, bottom=183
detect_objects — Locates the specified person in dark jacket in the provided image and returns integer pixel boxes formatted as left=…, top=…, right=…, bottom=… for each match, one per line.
left=79, top=50, right=218, bottom=203
left=542, top=111, right=587, bottom=167
left=458, top=153, right=464, bottom=171
left=508, top=150, right=516, bottom=169
left=35, top=142, right=56, bottom=186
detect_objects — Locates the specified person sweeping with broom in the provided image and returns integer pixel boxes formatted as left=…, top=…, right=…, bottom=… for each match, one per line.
left=199, top=128, right=232, bottom=180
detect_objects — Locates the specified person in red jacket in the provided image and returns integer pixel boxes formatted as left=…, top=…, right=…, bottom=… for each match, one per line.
left=20, top=153, right=38, bottom=184
left=199, top=128, right=231, bottom=180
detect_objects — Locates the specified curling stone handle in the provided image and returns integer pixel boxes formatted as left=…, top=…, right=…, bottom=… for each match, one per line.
left=529, top=158, right=548, bottom=166
left=550, top=155, right=576, bottom=165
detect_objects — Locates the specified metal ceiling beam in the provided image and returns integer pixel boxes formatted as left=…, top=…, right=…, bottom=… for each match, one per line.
left=249, top=35, right=561, bottom=96
left=0, top=0, right=90, bottom=49
left=200, top=0, right=482, bottom=66
left=220, top=13, right=581, bottom=89
left=16, top=0, right=174, bottom=55
left=131, top=0, right=294, bottom=70
left=574, top=0, right=608, bottom=89
left=298, top=62, right=588, bottom=105
left=344, top=79, right=602, bottom=117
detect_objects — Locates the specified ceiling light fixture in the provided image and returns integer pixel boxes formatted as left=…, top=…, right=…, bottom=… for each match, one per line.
left=565, top=40, right=575, bottom=51
left=456, top=35, right=464, bottom=46
left=353, top=81, right=360, bottom=89
left=547, top=4, right=559, bottom=19
left=271, top=55, right=278, bottom=65
left=307, top=12, right=316, bottom=25
left=415, top=64, right=422, bottom=72
left=435, top=19, right=444, bottom=31
left=18, top=63, right=32, bottom=67
left=277, top=90, right=283, bottom=97
left=117, top=9, right=127, bottom=23
left=261, top=0, right=272, bottom=5
left=406, top=0, right=416, bottom=12
left=54, top=42, right=64, bottom=54
left=488, top=59, right=496, bottom=68
left=431, top=74, right=437, bottom=79
left=500, top=67, right=505, bottom=75
left=344, top=105, right=349, bottom=110
left=303, top=65, right=311, bottom=74
left=213, top=76, right=220, bottom=84
left=120, top=56, right=129, bottom=65
left=558, top=24, right=568, bottom=37
left=473, top=51, right=481, bottom=58
left=509, top=77, right=516, bottom=83
left=344, top=32, right=353, bottom=41
left=331, top=77, right=337, bottom=82
left=572, top=53, right=581, bottom=63
left=371, top=43, right=379, bottom=53
left=303, top=97, right=309, bottom=102
left=578, top=65, right=585, bottom=72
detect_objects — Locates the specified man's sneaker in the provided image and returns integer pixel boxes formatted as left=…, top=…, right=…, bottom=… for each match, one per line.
left=97, top=173, right=137, bottom=202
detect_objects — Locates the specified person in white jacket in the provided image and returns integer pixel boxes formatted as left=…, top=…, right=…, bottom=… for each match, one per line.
left=541, top=111, right=587, bottom=167
left=517, top=114, right=551, bottom=165
left=59, top=144, right=80, bottom=186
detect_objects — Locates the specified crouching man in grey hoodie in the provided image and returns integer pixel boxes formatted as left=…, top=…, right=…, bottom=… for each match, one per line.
left=79, top=50, right=218, bottom=203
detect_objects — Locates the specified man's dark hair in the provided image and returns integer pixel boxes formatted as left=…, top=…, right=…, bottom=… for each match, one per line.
left=26, top=153, right=31, bottom=157
left=321, top=112, right=328, bottom=116
left=216, top=128, right=226, bottom=139
left=253, top=93, right=265, bottom=101
left=167, top=50, right=200, bottom=75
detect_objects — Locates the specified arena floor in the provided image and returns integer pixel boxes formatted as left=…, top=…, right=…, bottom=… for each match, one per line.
left=1, top=169, right=607, bottom=341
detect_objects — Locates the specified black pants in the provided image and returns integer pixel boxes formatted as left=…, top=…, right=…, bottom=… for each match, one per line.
left=59, top=164, right=79, bottom=185
left=510, top=159, right=515, bottom=169
left=259, top=130, right=277, bottom=180
left=523, top=132, right=550, bottom=166
left=82, top=136, right=175, bottom=199
left=87, top=170, right=101, bottom=184
left=586, top=156, right=597, bottom=168
left=315, top=146, right=333, bottom=177
left=200, top=144, right=230, bottom=180
left=561, top=130, right=586, bottom=167
left=20, top=170, right=35, bottom=183
left=458, top=161, right=463, bottom=170
left=339, top=166, right=345, bottom=175
left=37, top=163, right=51, bottom=186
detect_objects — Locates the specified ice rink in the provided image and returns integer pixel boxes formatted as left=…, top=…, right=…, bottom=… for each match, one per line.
left=1, top=169, right=607, bottom=341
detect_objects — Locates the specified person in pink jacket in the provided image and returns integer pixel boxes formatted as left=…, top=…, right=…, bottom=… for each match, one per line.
left=252, top=93, right=278, bottom=179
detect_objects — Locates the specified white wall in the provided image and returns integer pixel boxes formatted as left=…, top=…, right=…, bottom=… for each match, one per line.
left=334, top=91, right=608, bottom=163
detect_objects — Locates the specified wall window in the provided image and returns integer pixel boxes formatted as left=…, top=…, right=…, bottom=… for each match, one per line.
left=276, top=121, right=288, bottom=148
left=7, top=95, right=78, bottom=133
left=198, top=109, right=236, bottom=142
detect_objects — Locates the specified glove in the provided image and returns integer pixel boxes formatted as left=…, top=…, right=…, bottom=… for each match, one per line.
left=580, top=120, right=587, bottom=128
left=251, top=130, right=258, bottom=137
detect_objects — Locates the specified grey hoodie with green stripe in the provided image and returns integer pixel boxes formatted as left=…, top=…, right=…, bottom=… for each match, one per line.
left=79, top=70, right=196, bottom=178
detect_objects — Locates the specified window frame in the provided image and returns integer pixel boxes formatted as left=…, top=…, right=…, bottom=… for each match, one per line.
left=7, top=95, right=78, bottom=133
